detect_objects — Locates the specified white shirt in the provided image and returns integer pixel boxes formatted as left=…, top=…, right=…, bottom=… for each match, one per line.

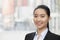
left=33, top=28, right=48, bottom=40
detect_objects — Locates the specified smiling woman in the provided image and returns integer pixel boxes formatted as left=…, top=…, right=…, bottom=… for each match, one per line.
left=25, top=5, right=60, bottom=40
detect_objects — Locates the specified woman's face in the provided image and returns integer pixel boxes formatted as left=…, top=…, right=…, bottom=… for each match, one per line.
left=33, top=8, right=50, bottom=29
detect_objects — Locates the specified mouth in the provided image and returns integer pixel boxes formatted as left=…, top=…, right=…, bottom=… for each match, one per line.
left=35, top=22, right=43, bottom=26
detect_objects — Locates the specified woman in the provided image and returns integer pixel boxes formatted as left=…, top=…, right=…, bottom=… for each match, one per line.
left=25, top=5, right=60, bottom=40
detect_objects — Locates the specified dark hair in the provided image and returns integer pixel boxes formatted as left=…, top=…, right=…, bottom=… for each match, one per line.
left=33, top=5, right=50, bottom=29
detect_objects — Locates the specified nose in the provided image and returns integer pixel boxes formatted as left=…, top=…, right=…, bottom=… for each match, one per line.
left=37, top=17, right=41, bottom=21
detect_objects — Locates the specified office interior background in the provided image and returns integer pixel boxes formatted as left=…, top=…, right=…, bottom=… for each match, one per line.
left=0, top=0, right=60, bottom=40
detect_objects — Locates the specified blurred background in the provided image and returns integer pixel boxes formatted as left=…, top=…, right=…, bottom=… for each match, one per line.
left=0, top=0, right=60, bottom=40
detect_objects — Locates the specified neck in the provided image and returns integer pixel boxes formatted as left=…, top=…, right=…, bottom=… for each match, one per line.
left=37, top=27, right=47, bottom=35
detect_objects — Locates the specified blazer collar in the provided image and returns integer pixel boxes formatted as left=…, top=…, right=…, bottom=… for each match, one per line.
left=44, top=30, right=51, bottom=40
left=31, top=32, right=36, bottom=40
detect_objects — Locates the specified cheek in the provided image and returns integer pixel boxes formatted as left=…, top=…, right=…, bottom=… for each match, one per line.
left=42, top=18, right=49, bottom=24
left=33, top=18, right=37, bottom=23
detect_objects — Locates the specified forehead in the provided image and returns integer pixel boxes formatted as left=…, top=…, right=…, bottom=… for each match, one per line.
left=34, top=8, right=47, bottom=15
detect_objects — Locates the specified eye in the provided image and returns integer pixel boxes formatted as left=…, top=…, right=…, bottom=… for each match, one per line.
left=40, top=15, right=45, bottom=18
left=33, top=14, right=38, bottom=18
left=34, top=15, right=38, bottom=17
left=41, top=15, right=45, bottom=17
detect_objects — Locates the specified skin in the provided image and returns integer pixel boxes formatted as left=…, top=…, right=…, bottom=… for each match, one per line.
left=33, top=8, right=50, bottom=35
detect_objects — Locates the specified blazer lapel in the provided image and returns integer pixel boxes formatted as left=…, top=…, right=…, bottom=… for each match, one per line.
left=44, top=30, right=52, bottom=40
left=31, top=32, right=35, bottom=40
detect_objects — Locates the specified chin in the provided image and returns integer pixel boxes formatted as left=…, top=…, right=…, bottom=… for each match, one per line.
left=36, top=26, right=43, bottom=29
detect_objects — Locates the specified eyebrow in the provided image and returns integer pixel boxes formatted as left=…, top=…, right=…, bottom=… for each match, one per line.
left=34, top=14, right=45, bottom=15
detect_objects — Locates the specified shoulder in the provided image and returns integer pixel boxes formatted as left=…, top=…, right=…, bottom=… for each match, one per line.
left=25, top=32, right=35, bottom=40
left=25, top=32, right=35, bottom=37
left=46, top=31, right=60, bottom=40
left=51, top=32, right=60, bottom=40
left=50, top=31, right=60, bottom=37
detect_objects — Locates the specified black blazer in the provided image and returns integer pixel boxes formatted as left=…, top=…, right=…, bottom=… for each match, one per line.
left=25, top=31, right=60, bottom=40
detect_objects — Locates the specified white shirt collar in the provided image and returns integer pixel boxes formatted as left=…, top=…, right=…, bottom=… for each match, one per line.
left=34, top=28, right=48, bottom=40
